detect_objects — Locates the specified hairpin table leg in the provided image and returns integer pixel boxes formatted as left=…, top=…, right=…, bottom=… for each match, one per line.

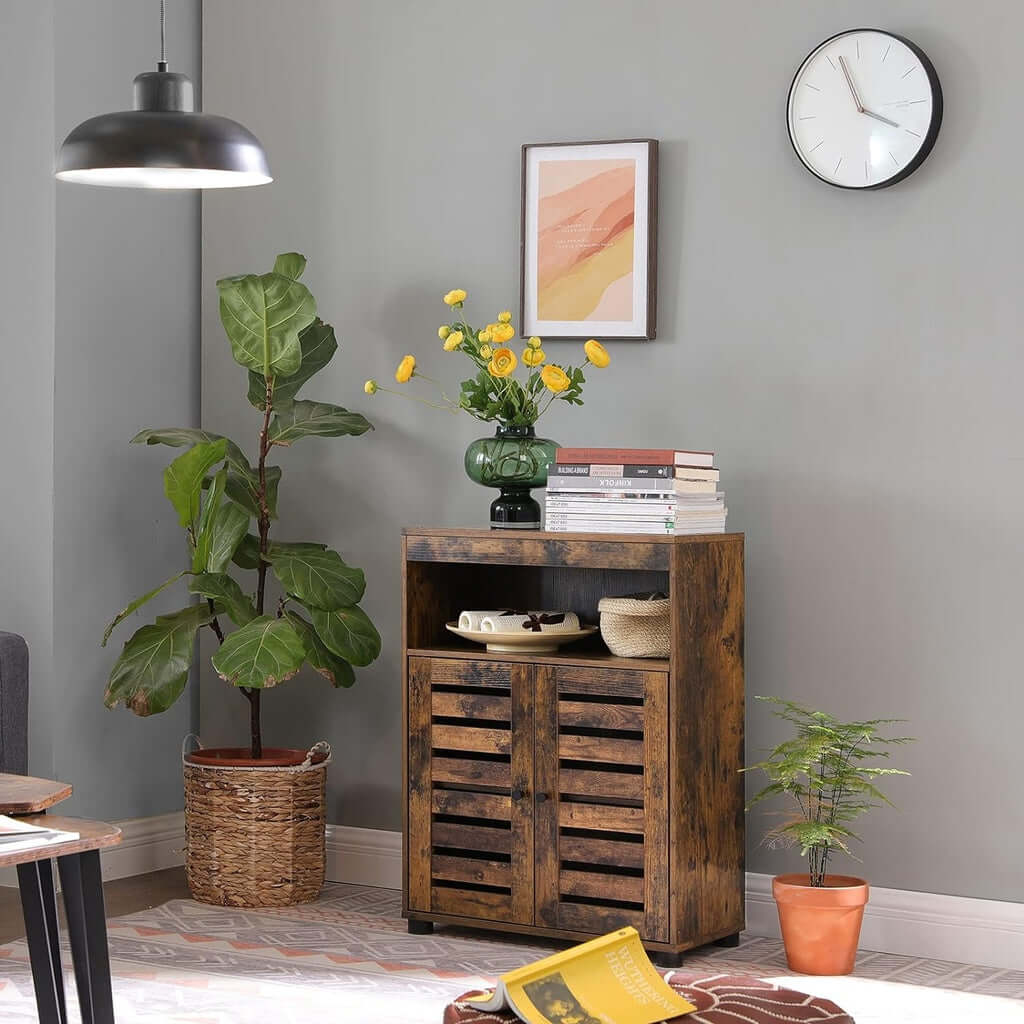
left=16, top=858, right=68, bottom=1024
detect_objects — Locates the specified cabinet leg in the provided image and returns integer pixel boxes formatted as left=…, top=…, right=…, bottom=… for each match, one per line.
left=17, top=859, right=68, bottom=1024
left=650, top=950, right=685, bottom=969
left=58, top=850, right=115, bottom=1024
left=712, top=932, right=741, bottom=948
left=407, top=919, right=434, bottom=935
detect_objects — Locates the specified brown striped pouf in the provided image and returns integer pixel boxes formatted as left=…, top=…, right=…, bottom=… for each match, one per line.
left=444, top=972, right=854, bottom=1024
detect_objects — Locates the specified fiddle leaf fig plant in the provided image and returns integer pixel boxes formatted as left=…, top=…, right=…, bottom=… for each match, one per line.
left=103, top=253, right=380, bottom=757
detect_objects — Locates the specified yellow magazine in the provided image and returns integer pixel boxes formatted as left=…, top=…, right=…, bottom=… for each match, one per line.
left=465, top=928, right=695, bottom=1024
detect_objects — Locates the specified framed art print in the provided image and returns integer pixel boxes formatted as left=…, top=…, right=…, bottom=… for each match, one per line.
left=520, top=139, right=658, bottom=340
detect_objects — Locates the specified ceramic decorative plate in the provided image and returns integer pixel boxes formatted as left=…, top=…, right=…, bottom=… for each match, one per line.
left=445, top=622, right=599, bottom=654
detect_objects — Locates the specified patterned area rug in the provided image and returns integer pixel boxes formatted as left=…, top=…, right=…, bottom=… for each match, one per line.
left=0, top=883, right=1021, bottom=1022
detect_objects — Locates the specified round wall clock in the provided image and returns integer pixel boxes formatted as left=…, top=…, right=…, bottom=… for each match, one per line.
left=787, top=29, right=942, bottom=190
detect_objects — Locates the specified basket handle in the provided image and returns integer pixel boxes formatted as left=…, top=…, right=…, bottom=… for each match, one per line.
left=181, top=733, right=204, bottom=758
left=301, top=740, right=331, bottom=767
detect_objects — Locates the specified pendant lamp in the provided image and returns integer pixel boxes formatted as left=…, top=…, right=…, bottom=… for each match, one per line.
left=56, top=1, right=271, bottom=189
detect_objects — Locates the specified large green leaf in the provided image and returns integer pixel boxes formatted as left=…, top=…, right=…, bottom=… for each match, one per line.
left=102, top=570, right=191, bottom=646
left=211, top=616, right=306, bottom=689
left=248, top=320, right=338, bottom=411
left=132, top=428, right=251, bottom=481
left=311, top=604, right=381, bottom=667
left=273, top=252, right=307, bottom=280
left=163, top=440, right=227, bottom=528
left=232, top=535, right=327, bottom=571
left=271, top=548, right=365, bottom=610
left=196, top=498, right=250, bottom=573
left=224, top=464, right=281, bottom=520
left=189, top=573, right=256, bottom=627
left=286, top=611, right=355, bottom=688
left=268, top=401, right=372, bottom=445
left=217, top=269, right=316, bottom=377
left=193, top=468, right=227, bottom=570
left=104, top=604, right=215, bottom=716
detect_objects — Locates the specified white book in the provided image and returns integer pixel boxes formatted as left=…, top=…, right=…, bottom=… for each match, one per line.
left=0, top=815, right=80, bottom=854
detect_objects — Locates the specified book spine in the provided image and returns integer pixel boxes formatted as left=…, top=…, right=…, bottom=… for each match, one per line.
left=552, top=463, right=675, bottom=479
left=546, top=476, right=676, bottom=492
left=556, top=447, right=676, bottom=465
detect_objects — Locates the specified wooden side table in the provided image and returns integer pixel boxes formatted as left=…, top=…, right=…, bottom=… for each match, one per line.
left=1, top=774, right=121, bottom=1024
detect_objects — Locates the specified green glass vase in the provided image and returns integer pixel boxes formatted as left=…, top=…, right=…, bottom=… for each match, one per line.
left=464, top=425, right=558, bottom=530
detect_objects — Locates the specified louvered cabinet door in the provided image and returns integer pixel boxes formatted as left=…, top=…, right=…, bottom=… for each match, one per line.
left=534, top=665, right=670, bottom=943
left=407, top=657, right=534, bottom=924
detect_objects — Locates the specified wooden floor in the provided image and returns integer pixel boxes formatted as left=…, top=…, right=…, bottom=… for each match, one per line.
left=0, top=866, right=191, bottom=944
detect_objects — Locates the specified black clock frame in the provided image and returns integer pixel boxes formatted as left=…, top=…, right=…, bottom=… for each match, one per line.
left=786, top=28, right=943, bottom=191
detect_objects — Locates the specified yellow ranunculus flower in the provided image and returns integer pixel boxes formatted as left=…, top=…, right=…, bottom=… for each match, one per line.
left=443, top=330, right=464, bottom=352
left=584, top=338, right=610, bottom=368
left=497, top=311, right=512, bottom=323
left=478, top=329, right=492, bottom=343
left=443, top=289, right=467, bottom=306
left=491, top=322, right=515, bottom=344
left=522, top=346, right=545, bottom=367
left=528, top=336, right=543, bottom=349
left=395, top=354, right=416, bottom=383
left=438, top=325, right=451, bottom=340
left=541, top=364, right=570, bottom=393
left=488, top=347, right=518, bottom=378
left=364, top=379, right=378, bottom=395
left=479, top=343, right=492, bottom=359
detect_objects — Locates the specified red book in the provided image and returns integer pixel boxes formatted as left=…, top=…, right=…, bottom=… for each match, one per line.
left=555, top=447, right=715, bottom=468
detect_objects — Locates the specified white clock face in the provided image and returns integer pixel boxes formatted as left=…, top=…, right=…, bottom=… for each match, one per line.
left=788, top=30, right=941, bottom=189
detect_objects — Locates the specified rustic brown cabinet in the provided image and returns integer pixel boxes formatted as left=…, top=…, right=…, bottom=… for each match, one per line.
left=402, top=528, right=744, bottom=964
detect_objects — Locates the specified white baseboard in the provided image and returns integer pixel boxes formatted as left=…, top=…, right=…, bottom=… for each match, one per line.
left=5, top=818, right=1020, bottom=972
left=0, top=811, right=187, bottom=889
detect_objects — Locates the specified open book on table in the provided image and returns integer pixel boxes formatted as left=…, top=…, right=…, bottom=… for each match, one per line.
left=0, top=814, right=80, bottom=854
left=466, top=927, right=696, bottom=1024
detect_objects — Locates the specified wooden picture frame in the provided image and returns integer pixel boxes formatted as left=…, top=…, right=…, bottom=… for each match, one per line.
left=520, top=139, right=658, bottom=341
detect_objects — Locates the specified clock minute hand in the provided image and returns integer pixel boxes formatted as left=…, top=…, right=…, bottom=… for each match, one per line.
left=862, top=108, right=900, bottom=128
left=838, top=55, right=864, bottom=112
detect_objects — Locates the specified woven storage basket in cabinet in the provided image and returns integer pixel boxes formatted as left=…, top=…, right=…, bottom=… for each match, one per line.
left=598, top=593, right=671, bottom=658
left=183, top=747, right=329, bottom=907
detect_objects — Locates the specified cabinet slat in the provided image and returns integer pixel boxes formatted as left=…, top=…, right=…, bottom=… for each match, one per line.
left=432, top=790, right=511, bottom=820
left=556, top=903, right=645, bottom=934
left=432, top=855, right=511, bottom=888
left=433, top=724, right=511, bottom=755
left=558, top=836, right=644, bottom=870
left=432, top=756, right=511, bottom=789
left=559, top=803, right=645, bottom=833
left=433, top=821, right=512, bottom=855
left=429, top=659, right=512, bottom=688
left=560, top=870, right=644, bottom=904
left=432, top=692, right=511, bottom=721
left=555, top=666, right=646, bottom=698
left=559, top=734, right=644, bottom=766
left=559, top=768, right=643, bottom=802
left=559, top=701, right=644, bottom=732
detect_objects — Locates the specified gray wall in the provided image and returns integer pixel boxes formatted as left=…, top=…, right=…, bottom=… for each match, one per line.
left=0, top=3, right=57, bottom=780
left=0, top=0, right=202, bottom=820
left=50, top=0, right=202, bottom=820
left=201, top=0, right=1022, bottom=902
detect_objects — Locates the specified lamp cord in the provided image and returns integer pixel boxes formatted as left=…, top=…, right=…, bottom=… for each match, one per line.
left=159, top=0, right=167, bottom=69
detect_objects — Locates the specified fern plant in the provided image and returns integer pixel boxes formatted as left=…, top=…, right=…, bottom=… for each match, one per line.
left=744, top=696, right=913, bottom=886
left=101, top=252, right=380, bottom=759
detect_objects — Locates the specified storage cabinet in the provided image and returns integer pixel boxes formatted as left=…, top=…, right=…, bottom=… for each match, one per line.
left=402, top=528, right=744, bottom=963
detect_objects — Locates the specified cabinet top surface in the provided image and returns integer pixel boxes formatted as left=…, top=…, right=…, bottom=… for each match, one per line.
left=403, top=527, right=744, bottom=544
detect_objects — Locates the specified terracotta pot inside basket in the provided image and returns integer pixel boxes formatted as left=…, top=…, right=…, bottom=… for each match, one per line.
left=184, top=746, right=326, bottom=768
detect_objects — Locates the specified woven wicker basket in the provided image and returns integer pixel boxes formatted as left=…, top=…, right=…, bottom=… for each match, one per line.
left=598, top=593, right=671, bottom=658
left=183, top=740, right=329, bottom=908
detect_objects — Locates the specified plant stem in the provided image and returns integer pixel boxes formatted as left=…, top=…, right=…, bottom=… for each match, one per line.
left=243, top=376, right=275, bottom=760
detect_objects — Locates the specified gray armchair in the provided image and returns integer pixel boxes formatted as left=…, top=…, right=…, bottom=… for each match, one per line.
left=0, top=632, right=28, bottom=774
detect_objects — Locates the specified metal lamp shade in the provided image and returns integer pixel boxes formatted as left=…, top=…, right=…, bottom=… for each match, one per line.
left=56, top=70, right=271, bottom=190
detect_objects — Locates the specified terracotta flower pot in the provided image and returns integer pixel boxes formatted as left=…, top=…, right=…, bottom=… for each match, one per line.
left=772, top=873, right=869, bottom=975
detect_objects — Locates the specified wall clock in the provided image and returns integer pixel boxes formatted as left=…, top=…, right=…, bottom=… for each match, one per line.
left=787, top=29, right=942, bottom=190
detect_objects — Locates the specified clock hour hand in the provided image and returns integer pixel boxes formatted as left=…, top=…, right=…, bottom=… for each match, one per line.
left=838, top=55, right=864, bottom=112
left=861, top=108, right=900, bottom=128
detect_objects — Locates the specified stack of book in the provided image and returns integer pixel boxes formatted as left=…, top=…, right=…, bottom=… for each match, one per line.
left=545, top=446, right=726, bottom=535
